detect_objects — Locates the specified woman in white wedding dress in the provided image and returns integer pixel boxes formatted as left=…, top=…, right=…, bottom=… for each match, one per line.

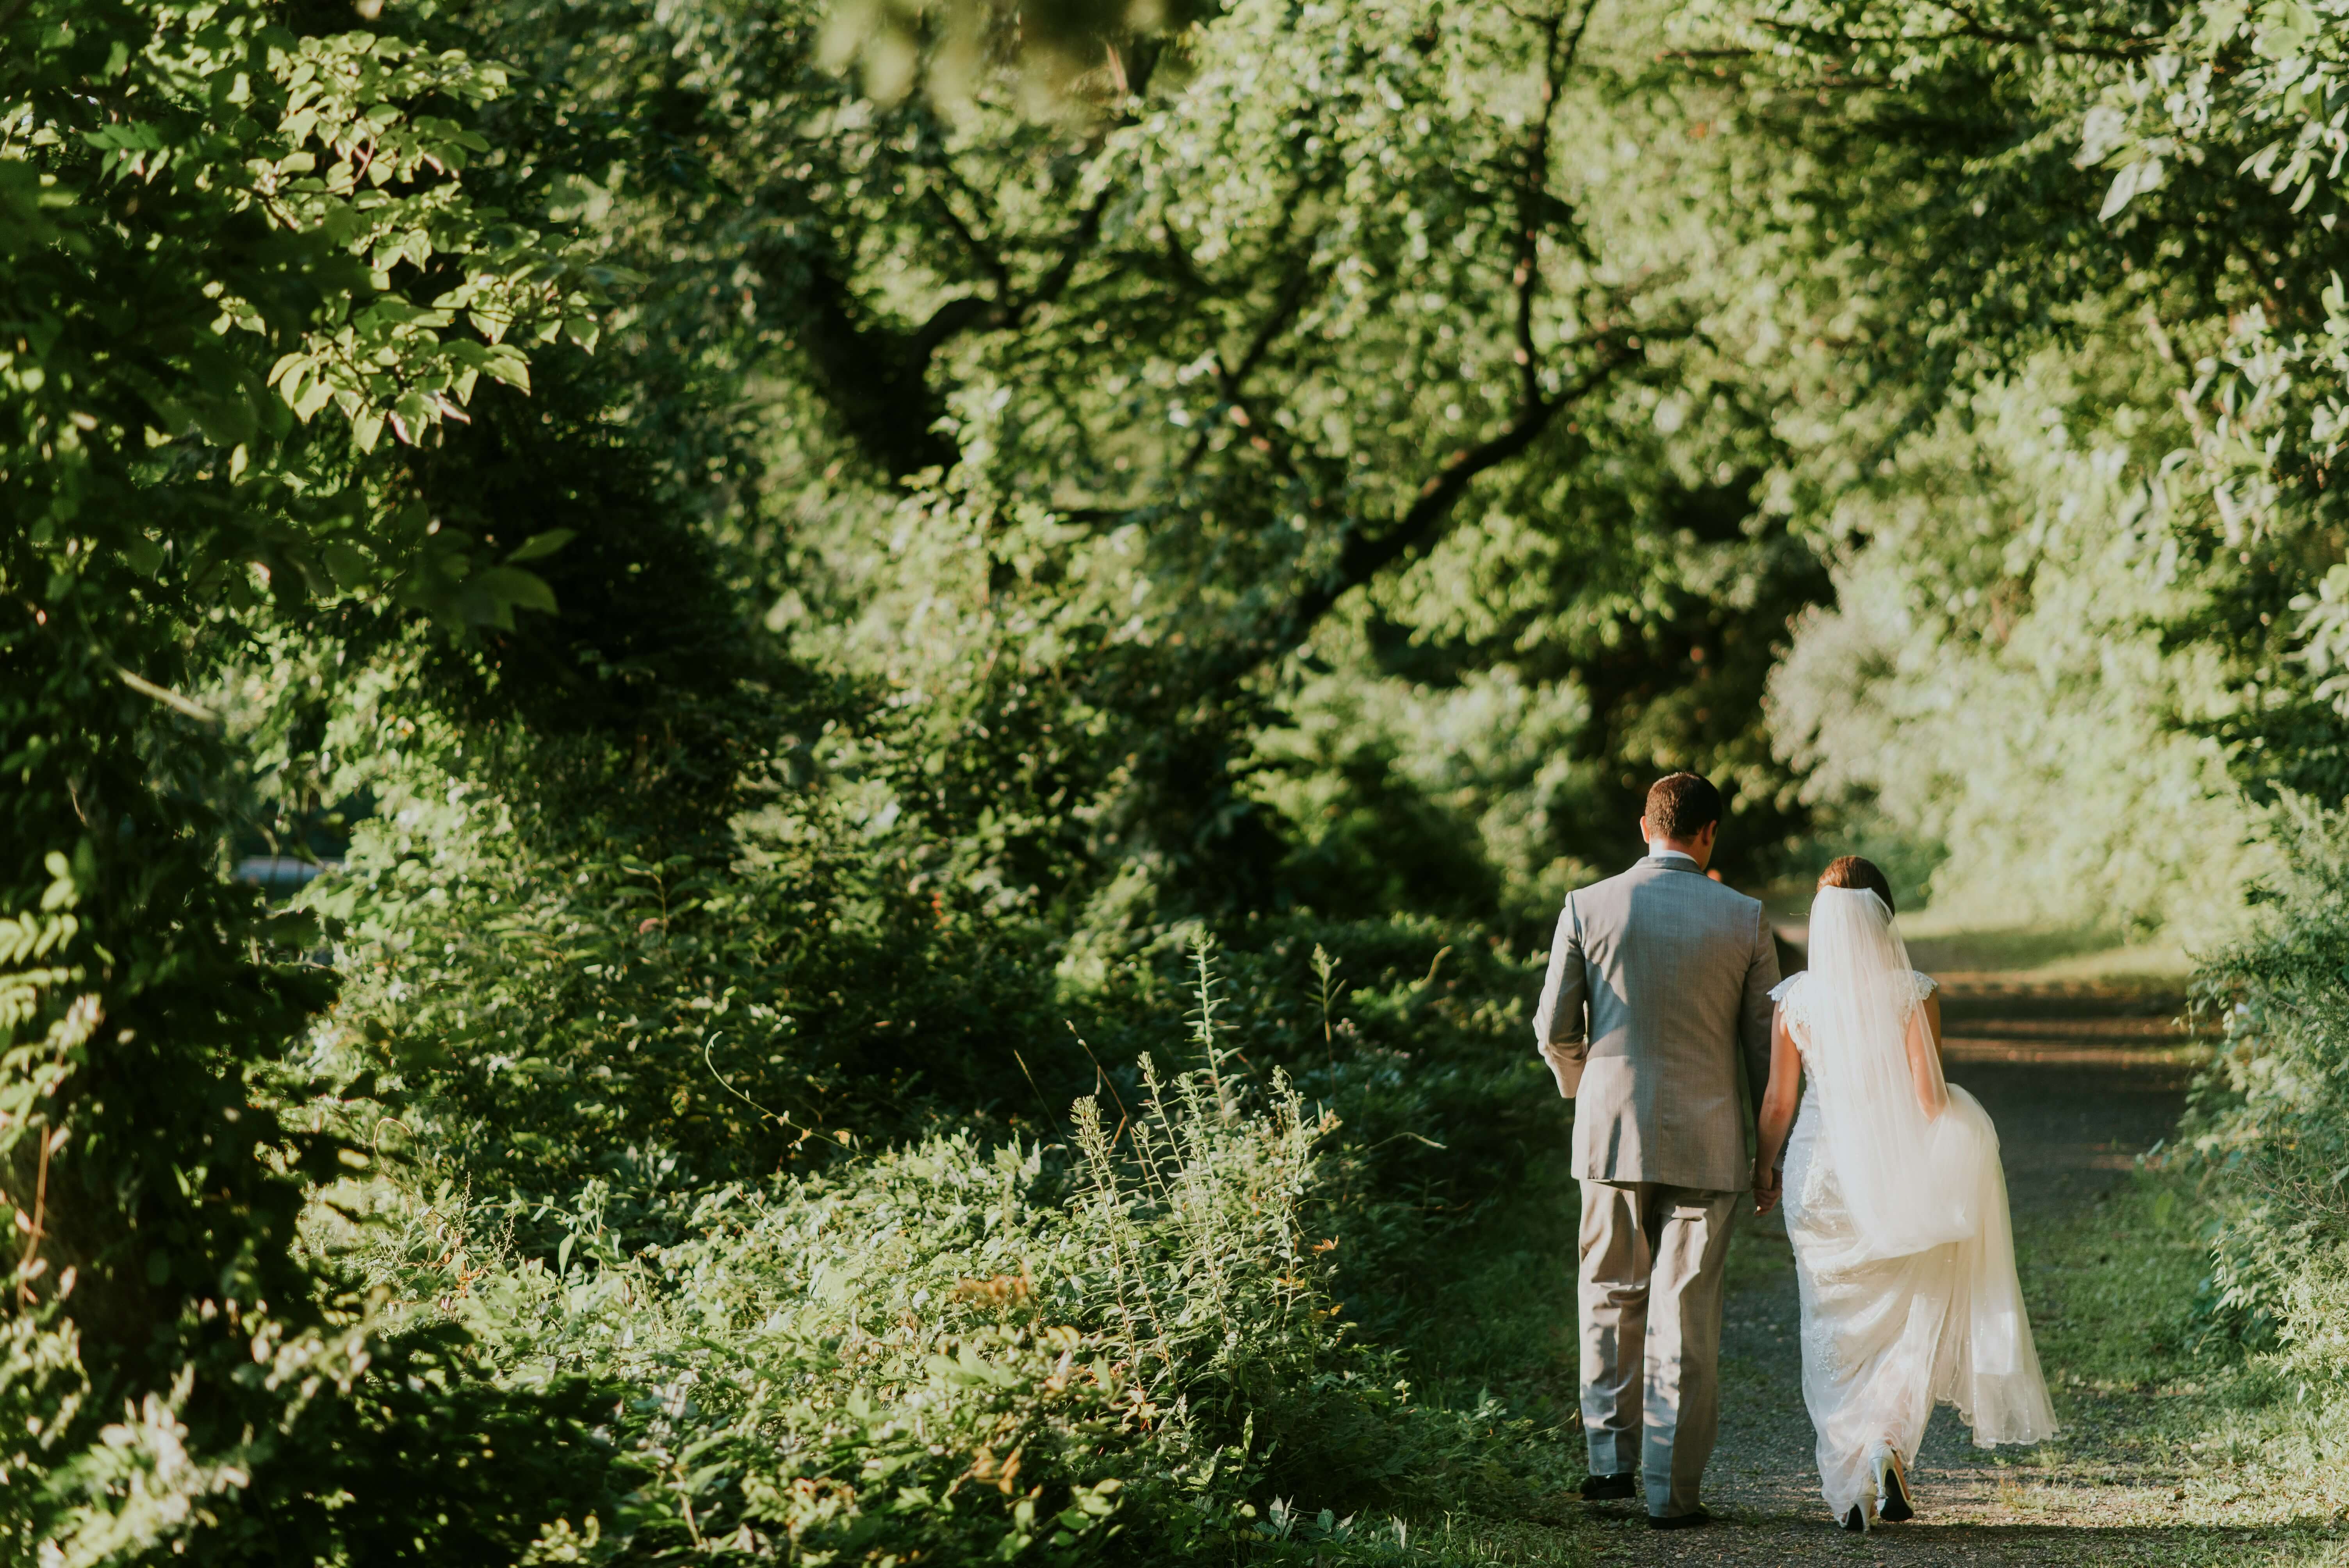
left=1753, top=857, right=2058, bottom=1532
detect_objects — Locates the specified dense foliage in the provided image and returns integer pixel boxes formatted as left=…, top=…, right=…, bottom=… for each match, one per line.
left=1672, top=0, right=2349, bottom=928
left=1725, top=0, right=2349, bottom=1516
left=15, top=0, right=2349, bottom=1558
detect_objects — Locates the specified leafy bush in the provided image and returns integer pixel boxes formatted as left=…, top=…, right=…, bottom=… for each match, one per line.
left=328, top=1009, right=1562, bottom=1562
left=2181, top=801, right=2349, bottom=1357
left=293, top=679, right=1564, bottom=1335
left=0, top=622, right=642, bottom=1568
left=306, top=711, right=1071, bottom=1234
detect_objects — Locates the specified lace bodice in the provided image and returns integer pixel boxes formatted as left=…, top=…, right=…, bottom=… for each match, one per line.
left=1770, top=969, right=1936, bottom=1064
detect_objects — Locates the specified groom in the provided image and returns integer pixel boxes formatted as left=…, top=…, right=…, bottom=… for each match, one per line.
left=1531, top=772, right=1779, bottom=1530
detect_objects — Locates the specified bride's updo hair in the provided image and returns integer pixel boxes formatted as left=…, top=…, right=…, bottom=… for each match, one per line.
left=1818, top=855, right=1895, bottom=915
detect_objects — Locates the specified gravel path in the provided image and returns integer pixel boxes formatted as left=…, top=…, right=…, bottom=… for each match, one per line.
left=1576, top=978, right=2247, bottom=1566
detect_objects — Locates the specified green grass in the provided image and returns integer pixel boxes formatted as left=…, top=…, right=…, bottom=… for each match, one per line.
left=1354, top=1147, right=1601, bottom=1565
left=1973, top=1172, right=2349, bottom=1562
left=1899, top=918, right=2194, bottom=985
left=1394, top=1158, right=1581, bottom=1409
left=1390, top=1147, right=2345, bottom=1562
left=1342, top=919, right=2349, bottom=1563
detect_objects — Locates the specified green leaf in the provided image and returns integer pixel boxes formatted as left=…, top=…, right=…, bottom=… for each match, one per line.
left=2255, top=0, right=2318, bottom=57
left=472, top=565, right=558, bottom=615
left=505, top=528, right=575, bottom=563
left=321, top=542, right=371, bottom=591
left=292, top=378, right=335, bottom=422
left=194, top=399, right=256, bottom=448
left=266, top=910, right=323, bottom=948
left=482, top=345, right=531, bottom=392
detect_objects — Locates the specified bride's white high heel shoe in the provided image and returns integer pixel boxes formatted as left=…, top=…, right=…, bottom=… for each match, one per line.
left=1869, top=1441, right=1915, bottom=1523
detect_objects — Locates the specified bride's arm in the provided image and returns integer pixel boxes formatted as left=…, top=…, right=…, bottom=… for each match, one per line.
left=1752, top=1005, right=1802, bottom=1213
left=1906, top=992, right=1948, bottom=1117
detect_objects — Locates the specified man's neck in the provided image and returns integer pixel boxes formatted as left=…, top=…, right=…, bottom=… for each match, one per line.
left=1647, top=841, right=1703, bottom=866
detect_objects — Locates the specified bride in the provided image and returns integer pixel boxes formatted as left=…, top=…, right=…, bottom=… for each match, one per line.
left=1753, top=857, right=2058, bottom=1532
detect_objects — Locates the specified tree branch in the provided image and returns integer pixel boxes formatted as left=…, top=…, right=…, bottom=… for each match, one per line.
left=1266, top=343, right=1634, bottom=656
left=1182, top=255, right=1324, bottom=477
left=1227, top=0, right=1626, bottom=667
left=924, top=183, right=1014, bottom=297
left=784, top=50, right=1157, bottom=478
left=907, top=294, right=1003, bottom=364
left=1025, top=189, right=1112, bottom=315
left=782, top=244, right=963, bottom=476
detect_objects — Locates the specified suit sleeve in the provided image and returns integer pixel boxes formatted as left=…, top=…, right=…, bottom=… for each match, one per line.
left=1739, top=901, right=1781, bottom=1107
left=1531, top=893, right=1590, bottom=1098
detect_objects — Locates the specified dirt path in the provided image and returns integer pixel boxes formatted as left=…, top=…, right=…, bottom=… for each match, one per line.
left=1577, top=978, right=2243, bottom=1566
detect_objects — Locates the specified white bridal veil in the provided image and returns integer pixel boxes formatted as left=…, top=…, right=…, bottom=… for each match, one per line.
left=1800, top=886, right=2059, bottom=1446
left=1802, top=887, right=1974, bottom=1258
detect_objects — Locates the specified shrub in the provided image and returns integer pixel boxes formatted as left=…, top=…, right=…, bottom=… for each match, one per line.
left=301, top=704, right=1075, bottom=1249
left=338, top=1049, right=1532, bottom=1561
left=1064, top=921, right=1561, bottom=1351
left=2184, top=799, right=2349, bottom=1357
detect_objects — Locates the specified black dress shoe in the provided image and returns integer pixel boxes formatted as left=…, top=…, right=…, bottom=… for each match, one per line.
left=1579, top=1473, right=1638, bottom=1501
left=1647, top=1507, right=1710, bottom=1531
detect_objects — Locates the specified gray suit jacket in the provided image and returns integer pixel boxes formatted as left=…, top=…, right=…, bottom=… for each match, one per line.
left=1531, top=855, right=1779, bottom=1192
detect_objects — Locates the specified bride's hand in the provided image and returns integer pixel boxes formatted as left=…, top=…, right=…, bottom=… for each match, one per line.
left=1752, top=1164, right=1781, bottom=1215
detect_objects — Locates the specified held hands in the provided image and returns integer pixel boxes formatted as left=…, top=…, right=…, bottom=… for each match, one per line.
left=1752, top=1162, right=1782, bottom=1216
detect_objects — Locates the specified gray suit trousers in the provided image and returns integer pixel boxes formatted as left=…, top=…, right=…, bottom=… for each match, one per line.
left=1578, top=1178, right=1738, bottom=1519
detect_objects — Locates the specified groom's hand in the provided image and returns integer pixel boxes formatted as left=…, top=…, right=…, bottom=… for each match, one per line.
left=1752, top=1165, right=1781, bottom=1215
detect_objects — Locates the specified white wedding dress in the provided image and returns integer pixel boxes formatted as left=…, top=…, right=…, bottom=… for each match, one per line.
left=1769, top=889, right=2058, bottom=1523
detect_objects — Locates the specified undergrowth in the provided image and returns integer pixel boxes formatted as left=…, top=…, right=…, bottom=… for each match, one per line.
left=319, top=1036, right=1579, bottom=1562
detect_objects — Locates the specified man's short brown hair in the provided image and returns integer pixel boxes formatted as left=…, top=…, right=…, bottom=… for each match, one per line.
left=1643, top=772, right=1723, bottom=841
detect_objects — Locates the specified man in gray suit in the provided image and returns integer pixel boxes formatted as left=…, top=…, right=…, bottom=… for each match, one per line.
left=1532, top=772, right=1778, bottom=1530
